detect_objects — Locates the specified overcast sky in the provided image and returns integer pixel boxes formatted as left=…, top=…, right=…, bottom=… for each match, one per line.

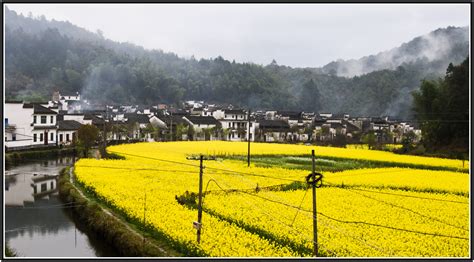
left=6, top=4, right=470, bottom=68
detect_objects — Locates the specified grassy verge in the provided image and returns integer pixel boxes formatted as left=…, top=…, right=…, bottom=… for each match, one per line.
left=58, top=167, right=183, bottom=257
left=225, top=155, right=468, bottom=173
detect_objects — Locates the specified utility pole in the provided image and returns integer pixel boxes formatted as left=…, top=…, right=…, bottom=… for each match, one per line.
left=102, top=105, right=107, bottom=157
left=170, top=111, right=173, bottom=141
left=196, top=155, right=204, bottom=243
left=247, top=109, right=251, bottom=167
left=143, top=191, right=147, bottom=252
left=311, top=149, right=318, bottom=257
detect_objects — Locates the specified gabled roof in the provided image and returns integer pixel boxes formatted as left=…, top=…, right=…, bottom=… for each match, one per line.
left=277, top=111, right=302, bottom=119
left=224, top=109, right=246, bottom=115
left=33, top=125, right=57, bottom=130
left=33, top=104, right=57, bottom=115
left=58, top=120, right=82, bottom=131
left=258, top=120, right=290, bottom=131
left=184, top=116, right=220, bottom=126
left=125, top=113, right=150, bottom=124
left=162, top=115, right=188, bottom=126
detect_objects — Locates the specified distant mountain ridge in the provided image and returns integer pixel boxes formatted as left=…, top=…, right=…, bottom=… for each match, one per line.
left=320, top=26, right=468, bottom=77
left=4, top=7, right=469, bottom=119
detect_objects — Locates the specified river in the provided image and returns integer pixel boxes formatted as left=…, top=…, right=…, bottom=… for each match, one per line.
left=4, top=156, right=118, bottom=257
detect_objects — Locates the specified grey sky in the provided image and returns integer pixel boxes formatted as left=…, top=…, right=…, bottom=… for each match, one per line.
left=6, top=4, right=470, bottom=68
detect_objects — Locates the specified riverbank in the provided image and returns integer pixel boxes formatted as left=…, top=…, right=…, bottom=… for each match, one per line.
left=5, top=147, right=77, bottom=168
left=58, top=167, right=180, bottom=257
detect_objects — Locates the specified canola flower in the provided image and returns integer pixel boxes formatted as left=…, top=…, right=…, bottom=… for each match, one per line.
left=74, top=141, right=470, bottom=257
left=203, top=188, right=469, bottom=257
left=107, top=141, right=468, bottom=171
left=324, top=167, right=469, bottom=196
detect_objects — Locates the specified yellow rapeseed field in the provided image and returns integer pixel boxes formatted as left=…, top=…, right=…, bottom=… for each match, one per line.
left=74, top=141, right=469, bottom=257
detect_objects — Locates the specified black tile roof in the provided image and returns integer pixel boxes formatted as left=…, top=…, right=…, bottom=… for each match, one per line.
left=33, top=125, right=57, bottom=130
left=258, top=120, right=290, bottom=131
left=184, top=116, right=220, bottom=125
left=33, top=104, right=57, bottom=115
left=125, top=113, right=150, bottom=124
left=58, top=120, right=82, bottom=131
left=224, top=109, right=246, bottom=115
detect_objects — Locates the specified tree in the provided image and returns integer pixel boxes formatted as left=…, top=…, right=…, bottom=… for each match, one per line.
left=362, top=131, right=376, bottom=150
left=77, top=124, right=99, bottom=157
left=300, top=79, right=322, bottom=112
left=412, top=57, right=468, bottom=153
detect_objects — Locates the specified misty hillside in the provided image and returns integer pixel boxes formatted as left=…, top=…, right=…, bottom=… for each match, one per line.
left=321, top=26, right=468, bottom=77
left=4, top=7, right=469, bottom=119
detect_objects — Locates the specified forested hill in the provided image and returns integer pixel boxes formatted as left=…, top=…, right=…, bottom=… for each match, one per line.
left=5, top=7, right=469, bottom=119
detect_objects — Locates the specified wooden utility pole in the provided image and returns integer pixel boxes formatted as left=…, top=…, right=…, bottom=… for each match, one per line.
left=247, top=109, right=251, bottom=167
left=196, top=155, right=204, bottom=243
left=102, top=106, right=107, bottom=156
left=311, top=149, right=318, bottom=257
left=143, top=191, right=147, bottom=251
left=170, top=111, right=173, bottom=141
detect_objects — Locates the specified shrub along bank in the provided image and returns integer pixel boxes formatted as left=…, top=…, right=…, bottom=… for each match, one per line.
left=58, top=167, right=180, bottom=257
left=5, top=147, right=77, bottom=167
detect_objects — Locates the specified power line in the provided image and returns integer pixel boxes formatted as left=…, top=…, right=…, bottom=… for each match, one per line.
left=76, top=165, right=198, bottom=174
left=336, top=186, right=468, bottom=204
left=326, top=181, right=468, bottom=232
left=238, top=190, right=468, bottom=241
left=108, top=150, right=303, bottom=183
left=202, top=172, right=341, bottom=257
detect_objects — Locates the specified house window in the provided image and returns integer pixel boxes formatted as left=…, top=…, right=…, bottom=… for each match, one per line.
left=233, top=115, right=235, bottom=119
left=40, top=133, right=43, bottom=141
left=33, top=116, right=37, bottom=124
left=41, top=116, right=47, bottom=124
left=249, top=134, right=252, bottom=139
left=60, top=134, right=63, bottom=142
left=228, top=123, right=231, bottom=128
left=66, top=134, right=70, bottom=141
left=225, top=115, right=227, bottom=118
left=50, top=132, right=54, bottom=141
left=5, top=118, right=8, bottom=126
left=34, top=134, right=37, bottom=142
left=50, top=181, right=54, bottom=189
left=41, top=183, right=47, bottom=192
left=12, top=134, right=16, bottom=141
left=50, top=116, right=54, bottom=123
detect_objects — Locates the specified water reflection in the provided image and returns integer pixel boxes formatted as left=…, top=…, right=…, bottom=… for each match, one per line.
left=5, top=156, right=117, bottom=257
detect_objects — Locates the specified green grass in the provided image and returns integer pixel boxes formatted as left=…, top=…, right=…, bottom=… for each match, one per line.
left=226, top=155, right=468, bottom=173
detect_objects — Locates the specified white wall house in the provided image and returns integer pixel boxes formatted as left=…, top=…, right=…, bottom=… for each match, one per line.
left=4, top=101, right=34, bottom=148
left=57, top=120, right=82, bottom=145
left=183, top=116, right=220, bottom=141
left=31, top=104, right=58, bottom=146
left=63, top=114, right=93, bottom=125
left=220, top=109, right=249, bottom=141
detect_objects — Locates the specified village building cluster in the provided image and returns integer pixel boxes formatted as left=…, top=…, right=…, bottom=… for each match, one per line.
left=4, top=92, right=422, bottom=151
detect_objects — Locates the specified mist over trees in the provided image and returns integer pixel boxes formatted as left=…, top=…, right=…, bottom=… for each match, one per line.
left=4, top=7, right=469, bottom=119
left=412, top=57, right=469, bottom=154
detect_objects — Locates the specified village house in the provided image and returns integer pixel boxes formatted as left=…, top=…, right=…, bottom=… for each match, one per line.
left=5, top=101, right=35, bottom=149
left=256, top=119, right=290, bottom=142
left=183, top=116, right=221, bottom=141
left=57, top=120, right=82, bottom=146
left=29, top=104, right=58, bottom=146
left=219, top=109, right=249, bottom=141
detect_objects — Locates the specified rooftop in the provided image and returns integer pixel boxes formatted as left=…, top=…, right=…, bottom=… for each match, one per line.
left=58, top=120, right=82, bottom=131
